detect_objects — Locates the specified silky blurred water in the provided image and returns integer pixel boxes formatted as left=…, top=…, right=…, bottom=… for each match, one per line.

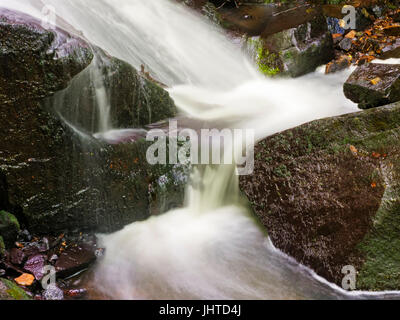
left=3, top=0, right=399, bottom=300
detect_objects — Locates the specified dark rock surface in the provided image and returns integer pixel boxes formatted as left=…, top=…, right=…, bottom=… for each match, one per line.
left=240, top=101, right=400, bottom=290
left=380, top=39, right=400, bottom=59
left=325, top=55, right=352, bottom=74
left=55, top=244, right=96, bottom=279
left=0, top=211, right=20, bottom=246
left=0, top=9, right=181, bottom=235
left=344, top=63, right=400, bottom=109
left=23, top=254, right=47, bottom=280
left=50, top=47, right=177, bottom=134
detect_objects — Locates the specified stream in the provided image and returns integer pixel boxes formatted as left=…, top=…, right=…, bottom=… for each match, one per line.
left=2, top=0, right=400, bottom=300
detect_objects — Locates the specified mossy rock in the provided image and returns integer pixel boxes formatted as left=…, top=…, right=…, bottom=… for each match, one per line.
left=0, top=210, right=20, bottom=246
left=246, top=14, right=334, bottom=77
left=0, top=236, right=5, bottom=256
left=0, top=9, right=181, bottom=234
left=0, top=279, right=31, bottom=300
left=240, top=101, right=400, bottom=291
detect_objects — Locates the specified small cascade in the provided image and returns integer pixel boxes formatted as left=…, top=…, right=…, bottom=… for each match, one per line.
left=4, top=0, right=400, bottom=300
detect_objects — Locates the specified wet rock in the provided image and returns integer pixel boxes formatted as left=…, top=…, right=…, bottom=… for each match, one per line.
left=380, top=39, right=400, bottom=59
left=21, top=237, right=51, bottom=257
left=0, top=9, right=181, bottom=234
left=383, top=26, right=400, bottom=37
left=65, top=288, right=87, bottom=299
left=10, top=248, right=26, bottom=265
left=339, top=37, right=353, bottom=51
left=344, top=63, right=400, bottom=109
left=18, top=230, right=32, bottom=242
left=0, top=236, right=5, bottom=257
left=94, top=248, right=105, bottom=258
left=49, top=254, right=58, bottom=264
left=218, top=3, right=318, bottom=36
left=325, top=55, right=352, bottom=74
left=55, top=245, right=96, bottom=279
left=24, top=254, right=47, bottom=280
left=43, top=284, right=64, bottom=300
left=332, top=33, right=344, bottom=45
left=247, top=14, right=334, bottom=78
left=0, top=278, right=31, bottom=300
left=0, top=9, right=93, bottom=106
left=0, top=211, right=20, bottom=246
left=50, top=47, right=177, bottom=134
left=240, top=101, right=400, bottom=291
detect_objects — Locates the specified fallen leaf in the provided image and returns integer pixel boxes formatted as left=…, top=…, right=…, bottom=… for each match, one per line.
left=15, top=242, right=24, bottom=248
left=349, top=145, right=358, bottom=154
left=346, top=30, right=357, bottom=39
left=370, top=77, right=382, bottom=85
left=371, top=182, right=377, bottom=188
left=15, top=273, right=35, bottom=286
left=372, top=152, right=381, bottom=158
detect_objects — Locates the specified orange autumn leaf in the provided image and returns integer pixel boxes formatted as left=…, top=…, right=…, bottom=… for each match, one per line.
left=370, top=77, right=382, bottom=85
left=372, top=152, right=381, bottom=158
left=15, top=273, right=35, bottom=286
left=15, top=242, right=24, bottom=248
left=345, top=30, right=357, bottom=39
left=371, top=182, right=377, bottom=188
left=349, top=145, right=358, bottom=154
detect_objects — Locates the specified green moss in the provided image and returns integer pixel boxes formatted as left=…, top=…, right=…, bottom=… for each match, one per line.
left=0, top=236, right=4, bottom=256
left=357, top=201, right=400, bottom=291
left=257, top=47, right=281, bottom=77
left=248, top=38, right=281, bottom=77
left=274, top=164, right=291, bottom=178
left=0, top=279, right=31, bottom=300
left=0, top=210, right=20, bottom=230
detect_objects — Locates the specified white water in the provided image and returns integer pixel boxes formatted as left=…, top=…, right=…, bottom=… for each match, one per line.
left=5, top=0, right=399, bottom=300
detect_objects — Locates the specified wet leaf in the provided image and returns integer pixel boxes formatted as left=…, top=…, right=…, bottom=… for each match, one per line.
left=15, top=273, right=35, bottom=286
left=370, top=77, right=382, bottom=85
left=349, top=145, right=358, bottom=155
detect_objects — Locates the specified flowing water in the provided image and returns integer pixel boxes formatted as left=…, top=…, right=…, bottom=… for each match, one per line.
left=3, top=0, right=400, bottom=299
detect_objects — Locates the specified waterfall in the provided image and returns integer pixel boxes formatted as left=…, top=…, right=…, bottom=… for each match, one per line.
left=5, top=0, right=397, bottom=300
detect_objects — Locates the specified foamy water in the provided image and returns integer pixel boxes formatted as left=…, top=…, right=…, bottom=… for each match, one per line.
left=3, top=0, right=398, bottom=300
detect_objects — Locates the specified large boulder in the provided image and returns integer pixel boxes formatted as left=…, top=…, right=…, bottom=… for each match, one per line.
left=0, top=9, right=181, bottom=235
left=49, top=47, right=177, bottom=134
left=344, top=63, right=400, bottom=109
left=240, top=101, right=400, bottom=291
